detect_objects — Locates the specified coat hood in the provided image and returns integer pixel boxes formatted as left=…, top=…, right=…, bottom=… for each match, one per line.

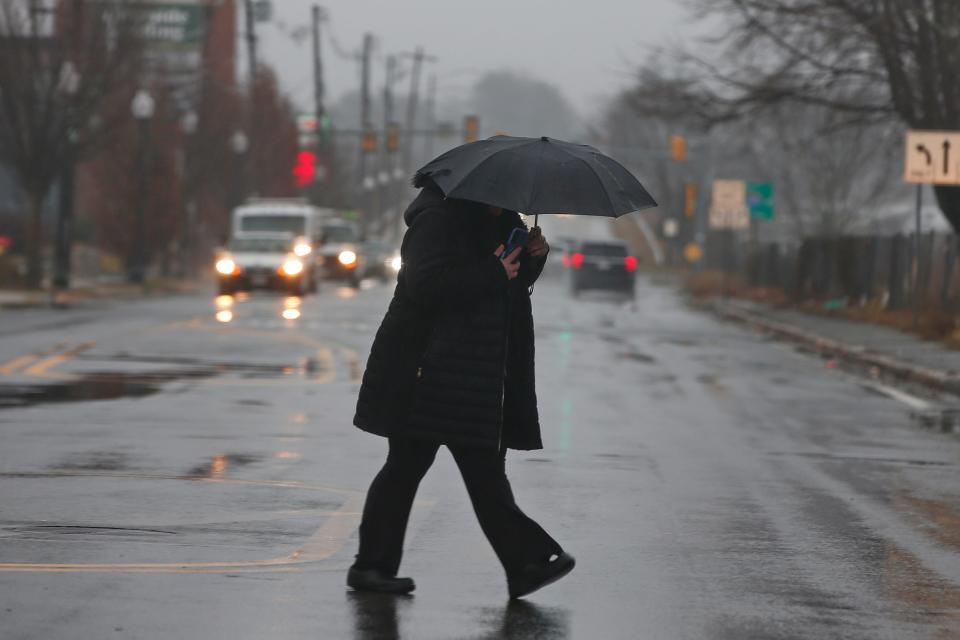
left=403, top=186, right=446, bottom=226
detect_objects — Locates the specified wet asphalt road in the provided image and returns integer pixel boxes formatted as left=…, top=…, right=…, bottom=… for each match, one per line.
left=1, top=275, right=960, bottom=639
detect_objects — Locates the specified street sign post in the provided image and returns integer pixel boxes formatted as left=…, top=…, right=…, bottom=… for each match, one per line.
left=904, top=130, right=960, bottom=185
left=901, top=129, right=960, bottom=328
left=709, top=180, right=749, bottom=229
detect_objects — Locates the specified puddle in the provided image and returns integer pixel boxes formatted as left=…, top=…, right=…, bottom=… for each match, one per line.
left=8, top=525, right=178, bottom=538
left=237, top=399, right=270, bottom=407
left=52, top=451, right=131, bottom=471
left=911, top=408, right=960, bottom=434
left=617, top=351, right=657, bottom=364
left=768, top=451, right=954, bottom=468
left=186, top=453, right=262, bottom=478
left=87, top=353, right=300, bottom=377
left=0, top=373, right=183, bottom=409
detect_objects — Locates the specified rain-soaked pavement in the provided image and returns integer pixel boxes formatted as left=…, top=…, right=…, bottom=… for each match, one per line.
left=1, top=274, right=960, bottom=639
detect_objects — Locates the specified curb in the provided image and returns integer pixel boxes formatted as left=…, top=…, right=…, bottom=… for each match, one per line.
left=711, top=300, right=960, bottom=397
left=0, top=282, right=208, bottom=310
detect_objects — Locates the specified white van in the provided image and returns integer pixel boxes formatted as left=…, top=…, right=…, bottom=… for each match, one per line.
left=215, top=199, right=335, bottom=295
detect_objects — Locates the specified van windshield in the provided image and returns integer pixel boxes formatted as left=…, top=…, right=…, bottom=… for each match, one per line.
left=239, top=214, right=305, bottom=234
left=229, top=238, right=291, bottom=253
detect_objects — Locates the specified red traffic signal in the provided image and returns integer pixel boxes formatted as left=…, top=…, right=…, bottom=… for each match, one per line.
left=292, top=151, right=317, bottom=188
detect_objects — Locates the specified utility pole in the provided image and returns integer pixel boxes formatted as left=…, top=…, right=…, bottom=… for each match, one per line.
left=357, top=32, right=374, bottom=238
left=312, top=4, right=328, bottom=200
left=422, top=73, right=437, bottom=162
left=396, top=47, right=435, bottom=237
left=244, top=0, right=258, bottom=195
left=53, top=0, right=83, bottom=290
left=379, top=54, right=397, bottom=234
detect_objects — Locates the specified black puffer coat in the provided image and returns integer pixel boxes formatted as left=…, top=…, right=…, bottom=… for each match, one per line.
left=353, top=187, right=547, bottom=450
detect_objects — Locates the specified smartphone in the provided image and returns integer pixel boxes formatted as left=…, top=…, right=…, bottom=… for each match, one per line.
left=500, top=228, right=529, bottom=261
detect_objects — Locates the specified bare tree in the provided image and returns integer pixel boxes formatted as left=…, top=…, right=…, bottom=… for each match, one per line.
left=0, top=0, right=142, bottom=287
left=640, top=0, right=960, bottom=231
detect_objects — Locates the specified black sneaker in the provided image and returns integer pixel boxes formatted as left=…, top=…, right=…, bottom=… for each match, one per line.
left=508, top=552, right=576, bottom=599
left=347, top=567, right=416, bottom=594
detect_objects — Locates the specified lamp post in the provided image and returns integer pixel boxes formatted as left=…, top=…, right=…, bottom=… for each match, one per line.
left=129, top=89, right=155, bottom=284
left=230, top=130, right=249, bottom=212
left=53, top=61, right=81, bottom=290
left=178, top=110, right=198, bottom=278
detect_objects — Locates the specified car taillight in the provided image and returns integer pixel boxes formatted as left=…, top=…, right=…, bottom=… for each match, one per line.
left=571, top=253, right=584, bottom=269
left=624, top=256, right=638, bottom=272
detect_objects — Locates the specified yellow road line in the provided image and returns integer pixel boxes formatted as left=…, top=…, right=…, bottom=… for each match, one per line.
left=0, top=355, right=39, bottom=376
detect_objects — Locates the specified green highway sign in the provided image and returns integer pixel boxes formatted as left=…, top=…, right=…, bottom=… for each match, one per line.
left=746, top=182, right=774, bottom=220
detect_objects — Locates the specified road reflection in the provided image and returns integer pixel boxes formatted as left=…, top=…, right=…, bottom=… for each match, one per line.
left=345, top=594, right=569, bottom=640
left=347, top=592, right=408, bottom=640
left=483, top=601, right=570, bottom=639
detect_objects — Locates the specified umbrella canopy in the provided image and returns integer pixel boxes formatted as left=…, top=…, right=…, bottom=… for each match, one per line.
left=414, top=135, right=657, bottom=217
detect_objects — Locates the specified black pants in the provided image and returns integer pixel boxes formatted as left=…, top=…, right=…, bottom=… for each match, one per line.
left=353, top=436, right=562, bottom=578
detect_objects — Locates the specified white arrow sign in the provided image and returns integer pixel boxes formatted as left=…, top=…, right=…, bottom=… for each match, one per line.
left=904, top=130, right=960, bottom=185
left=709, top=179, right=749, bottom=229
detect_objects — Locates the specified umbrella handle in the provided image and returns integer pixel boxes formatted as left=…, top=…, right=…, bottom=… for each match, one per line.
left=534, top=214, right=539, bottom=228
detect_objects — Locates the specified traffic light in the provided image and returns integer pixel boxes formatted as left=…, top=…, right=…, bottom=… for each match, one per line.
left=362, top=128, right=378, bottom=153
left=684, top=183, right=697, bottom=217
left=464, top=115, right=479, bottom=143
left=670, top=135, right=687, bottom=162
left=292, top=150, right=317, bottom=188
left=387, top=123, right=400, bottom=152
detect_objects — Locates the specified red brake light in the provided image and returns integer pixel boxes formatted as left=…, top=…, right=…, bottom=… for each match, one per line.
left=571, top=253, right=584, bottom=269
left=624, top=256, right=638, bottom=272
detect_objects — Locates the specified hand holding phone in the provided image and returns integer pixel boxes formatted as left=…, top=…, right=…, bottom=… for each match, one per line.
left=500, top=228, right=529, bottom=261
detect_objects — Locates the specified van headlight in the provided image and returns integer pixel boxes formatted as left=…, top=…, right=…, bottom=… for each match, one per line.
left=390, top=255, right=402, bottom=272
left=293, top=242, right=312, bottom=257
left=338, top=250, right=357, bottom=267
left=216, top=258, right=237, bottom=275
left=281, top=259, right=304, bottom=276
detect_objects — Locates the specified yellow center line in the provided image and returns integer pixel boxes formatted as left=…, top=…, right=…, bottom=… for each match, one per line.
left=0, top=355, right=39, bottom=376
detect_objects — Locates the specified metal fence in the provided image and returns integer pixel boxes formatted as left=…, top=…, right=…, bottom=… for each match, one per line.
left=707, top=232, right=960, bottom=311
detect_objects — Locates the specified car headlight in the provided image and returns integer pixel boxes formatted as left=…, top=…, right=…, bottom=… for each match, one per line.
left=293, top=243, right=312, bottom=257
left=338, top=250, right=357, bottom=266
left=390, top=255, right=402, bottom=271
left=216, top=258, right=237, bottom=275
left=281, top=259, right=304, bottom=276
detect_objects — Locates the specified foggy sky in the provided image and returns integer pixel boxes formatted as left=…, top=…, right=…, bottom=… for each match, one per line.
left=256, top=0, right=692, bottom=120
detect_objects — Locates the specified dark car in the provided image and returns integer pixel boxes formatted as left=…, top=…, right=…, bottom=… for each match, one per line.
left=569, top=240, right=638, bottom=298
left=317, top=221, right=366, bottom=286
left=362, top=239, right=402, bottom=282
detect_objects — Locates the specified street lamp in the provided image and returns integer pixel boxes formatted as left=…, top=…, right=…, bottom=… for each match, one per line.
left=178, top=110, right=199, bottom=278
left=53, top=61, right=82, bottom=290
left=231, top=130, right=249, bottom=209
left=129, top=89, right=155, bottom=284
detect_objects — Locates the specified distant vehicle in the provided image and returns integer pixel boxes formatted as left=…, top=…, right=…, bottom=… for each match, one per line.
left=218, top=198, right=338, bottom=295
left=569, top=240, right=638, bottom=298
left=362, top=239, right=401, bottom=282
left=215, top=236, right=315, bottom=296
left=317, top=220, right=367, bottom=286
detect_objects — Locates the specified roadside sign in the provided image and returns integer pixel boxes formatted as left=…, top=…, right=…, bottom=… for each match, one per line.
left=709, top=180, right=749, bottom=229
left=746, top=182, right=774, bottom=220
left=663, top=219, right=679, bottom=238
left=905, top=130, right=960, bottom=184
left=683, top=242, right=702, bottom=263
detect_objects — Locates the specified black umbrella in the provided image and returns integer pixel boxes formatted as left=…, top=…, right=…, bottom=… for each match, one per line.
left=414, top=135, right=657, bottom=224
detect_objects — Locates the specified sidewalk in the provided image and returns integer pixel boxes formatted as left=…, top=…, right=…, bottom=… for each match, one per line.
left=711, top=297, right=960, bottom=397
